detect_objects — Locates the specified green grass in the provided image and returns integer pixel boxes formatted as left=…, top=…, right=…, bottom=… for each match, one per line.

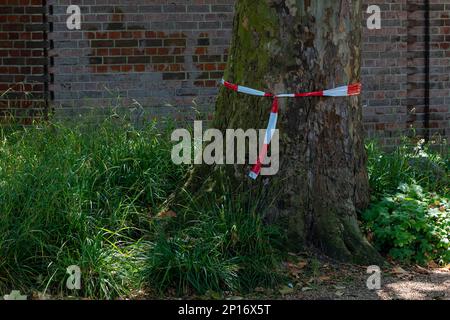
left=0, top=118, right=284, bottom=298
left=0, top=118, right=184, bottom=298
left=144, top=177, right=285, bottom=296
left=367, top=138, right=449, bottom=198
left=364, top=139, right=449, bottom=265
left=1, top=116, right=448, bottom=298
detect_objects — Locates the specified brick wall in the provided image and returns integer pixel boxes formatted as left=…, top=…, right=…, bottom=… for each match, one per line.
left=361, top=0, right=450, bottom=144
left=0, top=0, right=48, bottom=124
left=1, top=1, right=449, bottom=143
left=406, top=0, right=450, bottom=142
left=362, top=0, right=409, bottom=144
left=47, top=0, right=234, bottom=122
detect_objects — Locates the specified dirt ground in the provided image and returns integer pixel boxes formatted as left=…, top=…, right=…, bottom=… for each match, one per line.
left=32, top=254, right=450, bottom=300
left=152, top=254, right=450, bottom=301
left=266, top=254, right=450, bottom=300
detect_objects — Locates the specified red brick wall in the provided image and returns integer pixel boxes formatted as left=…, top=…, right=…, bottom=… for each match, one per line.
left=362, top=0, right=449, bottom=144
left=406, top=0, right=450, bottom=141
left=0, top=0, right=48, bottom=123
left=0, top=1, right=449, bottom=143
left=362, top=0, right=408, bottom=145
left=47, top=0, right=234, bottom=122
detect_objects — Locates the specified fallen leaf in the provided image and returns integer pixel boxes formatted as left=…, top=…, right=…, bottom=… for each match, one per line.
left=301, top=287, right=313, bottom=292
left=333, top=285, right=346, bottom=290
left=279, top=286, right=294, bottom=295
left=227, top=296, right=243, bottom=300
left=157, top=210, right=177, bottom=218
left=335, top=290, right=345, bottom=297
left=414, top=265, right=430, bottom=274
left=318, top=275, right=332, bottom=282
left=392, top=266, right=412, bottom=279
left=32, top=291, right=50, bottom=300
left=286, top=260, right=308, bottom=278
left=392, top=266, right=408, bottom=274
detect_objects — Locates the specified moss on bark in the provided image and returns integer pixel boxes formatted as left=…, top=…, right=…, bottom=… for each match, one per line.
left=177, top=0, right=383, bottom=264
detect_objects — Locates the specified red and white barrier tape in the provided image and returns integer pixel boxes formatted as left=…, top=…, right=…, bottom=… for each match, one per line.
left=220, top=79, right=362, bottom=179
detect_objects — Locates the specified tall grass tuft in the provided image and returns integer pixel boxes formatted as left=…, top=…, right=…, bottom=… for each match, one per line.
left=0, top=117, right=185, bottom=298
left=143, top=174, right=286, bottom=296
left=0, top=117, right=285, bottom=298
left=366, top=138, right=449, bottom=199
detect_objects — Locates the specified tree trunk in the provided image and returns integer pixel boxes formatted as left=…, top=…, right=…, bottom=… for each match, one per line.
left=185, top=0, right=382, bottom=264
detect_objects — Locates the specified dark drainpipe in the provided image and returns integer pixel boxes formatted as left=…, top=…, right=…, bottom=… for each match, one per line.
left=42, top=0, right=49, bottom=120
left=424, top=0, right=430, bottom=142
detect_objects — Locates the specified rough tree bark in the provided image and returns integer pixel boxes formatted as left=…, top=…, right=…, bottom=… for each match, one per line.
left=180, top=0, right=382, bottom=264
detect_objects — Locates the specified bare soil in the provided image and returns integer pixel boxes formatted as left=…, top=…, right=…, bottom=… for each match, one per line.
left=260, top=254, right=450, bottom=300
